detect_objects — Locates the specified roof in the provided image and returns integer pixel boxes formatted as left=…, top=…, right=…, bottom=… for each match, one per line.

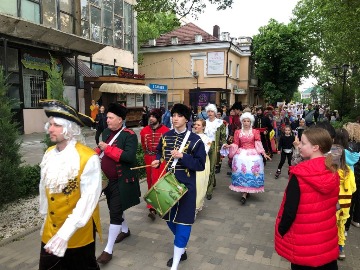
left=144, top=23, right=219, bottom=47
left=65, top=58, right=98, bottom=77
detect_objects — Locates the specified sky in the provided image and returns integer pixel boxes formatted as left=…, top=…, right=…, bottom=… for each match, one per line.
left=188, top=0, right=317, bottom=91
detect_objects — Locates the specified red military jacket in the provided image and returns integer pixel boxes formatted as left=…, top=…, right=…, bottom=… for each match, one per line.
left=140, top=124, right=169, bottom=155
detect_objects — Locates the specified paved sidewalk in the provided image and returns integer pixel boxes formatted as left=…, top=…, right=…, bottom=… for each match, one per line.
left=1, top=131, right=359, bottom=269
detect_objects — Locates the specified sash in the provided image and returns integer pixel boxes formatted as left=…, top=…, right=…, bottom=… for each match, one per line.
left=99, top=127, right=124, bottom=159
left=171, top=131, right=191, bottom=169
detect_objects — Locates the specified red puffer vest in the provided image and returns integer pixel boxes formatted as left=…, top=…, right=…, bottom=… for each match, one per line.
left=275, top=157, right=339, bottom=267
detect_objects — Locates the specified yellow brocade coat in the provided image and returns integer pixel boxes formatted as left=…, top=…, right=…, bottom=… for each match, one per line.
left=42, top=143, right=102, bottom=248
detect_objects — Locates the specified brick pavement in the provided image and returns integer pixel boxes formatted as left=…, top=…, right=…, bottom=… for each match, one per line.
left=1, top=130, right=359, bottom=269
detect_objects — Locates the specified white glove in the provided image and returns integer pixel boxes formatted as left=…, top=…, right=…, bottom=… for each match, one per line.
left=44, top=234, right=68, bottom=257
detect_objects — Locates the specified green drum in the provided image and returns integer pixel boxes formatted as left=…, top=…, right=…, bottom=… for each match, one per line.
left=144, top=172, right=188, bottom=217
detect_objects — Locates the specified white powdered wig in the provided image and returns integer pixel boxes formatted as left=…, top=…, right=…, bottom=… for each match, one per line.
left=240, top=112, right=255, bottom=126
left=205, top=103, right=217, bottom=114
left=45, top=117, right=83, bottom=141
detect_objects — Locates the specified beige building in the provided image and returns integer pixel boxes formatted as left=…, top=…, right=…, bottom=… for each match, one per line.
left=140, top=23, right=259, bottom=111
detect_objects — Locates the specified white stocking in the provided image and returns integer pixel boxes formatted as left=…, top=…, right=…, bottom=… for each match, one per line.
left=121, top=213, right=129, bottom=233
left=171, top=246, right=185, bottom=270
left=104, top=224, right=121, bottom=254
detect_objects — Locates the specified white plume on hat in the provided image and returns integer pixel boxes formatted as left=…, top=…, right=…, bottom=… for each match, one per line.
left=205, top=103, right=217, bottom=114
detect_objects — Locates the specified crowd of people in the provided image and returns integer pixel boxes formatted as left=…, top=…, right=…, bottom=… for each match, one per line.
left=37, top=98, right=359, bottom=270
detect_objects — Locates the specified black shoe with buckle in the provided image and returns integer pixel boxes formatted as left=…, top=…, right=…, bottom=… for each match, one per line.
left=275, top=170, right=281, bottom=179
left=166, top=251, right=187, bottom=267
left=206, top=194, right=212, bottom=200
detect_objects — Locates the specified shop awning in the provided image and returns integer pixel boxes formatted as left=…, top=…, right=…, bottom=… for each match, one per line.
left=65, top=58, right=99, bottom=77
left=99, top=83, right=152, bottom=94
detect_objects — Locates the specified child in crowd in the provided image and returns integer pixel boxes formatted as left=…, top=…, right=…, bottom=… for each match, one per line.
left=333, top=129, right=356, bottom=260
left=275, top=127, right=340, bottom=270
left=275, top=126, right=295, bottom=179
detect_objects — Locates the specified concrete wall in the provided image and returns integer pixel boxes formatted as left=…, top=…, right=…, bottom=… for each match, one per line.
left=23, top=109, right=48, bottom=134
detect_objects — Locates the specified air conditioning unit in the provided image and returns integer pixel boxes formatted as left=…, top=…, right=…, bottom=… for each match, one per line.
left=193, top=71, right=199, bottom=77
left=233, top=85, right=238, bottom=90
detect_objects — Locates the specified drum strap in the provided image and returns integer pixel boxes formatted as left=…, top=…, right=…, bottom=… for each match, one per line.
left=99, top=127, right=124, bottom=159
left=171, top=130, right=191, bottom=169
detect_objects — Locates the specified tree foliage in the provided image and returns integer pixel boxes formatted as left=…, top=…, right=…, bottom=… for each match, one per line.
left=292, top=0, right=360, bottom=116
left=137, top=11, right=180, bottom=47
left=0, top=67, right=23, bottom=206
left=135, top=0, right=233, bottom=19
left=252, top=19, right=309, bottom=104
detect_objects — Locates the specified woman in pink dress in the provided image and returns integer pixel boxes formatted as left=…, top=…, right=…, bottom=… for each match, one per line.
left=224, top=112, right=271, bottom=204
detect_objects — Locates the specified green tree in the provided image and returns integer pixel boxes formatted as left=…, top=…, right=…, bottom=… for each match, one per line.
left=252, top=19, right=309, bottom=104
left=47, top=55, right=67, bottom=103
left=292, top=91, right=302, bottom=103
left=135, top=0, right=234, bottom=19
left=292, top=0, right=360, bottom=118
left=137, top=11, right=180, bottom=63
left=0, top=67, right=23, bottom=207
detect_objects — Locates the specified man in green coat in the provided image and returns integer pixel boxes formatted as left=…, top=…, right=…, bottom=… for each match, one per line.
left=205, top=104, right=227, bottom=200
left=95, top=102, right=141, bottom=265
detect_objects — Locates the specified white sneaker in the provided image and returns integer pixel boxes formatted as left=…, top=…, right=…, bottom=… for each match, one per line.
left=351, top=220, right=360, bottom=228
left=345, top=231, right=348, bottom=237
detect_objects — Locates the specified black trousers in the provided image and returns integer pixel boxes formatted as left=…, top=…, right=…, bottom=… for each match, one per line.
left=278, top=151, right=293, bottom=170
left=104, top=179, right=124, bottom=225
left=39, top=241, right=99, bottom=270
left=345, top=178, right=360, bottom=229
left=291, top=260, right=337, bottom=270
left=95, top=128, right=104, bottom=145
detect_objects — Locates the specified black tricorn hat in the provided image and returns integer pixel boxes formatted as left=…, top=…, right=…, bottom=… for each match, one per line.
left=108, top=102, right=127, bottom=120
left=39, top=99, right=93, bottom=127
left=171, top=103, right=191, bottom=121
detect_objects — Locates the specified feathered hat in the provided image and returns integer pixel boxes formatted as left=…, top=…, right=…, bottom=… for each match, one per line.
left=39, top=99, right=94, bottom=127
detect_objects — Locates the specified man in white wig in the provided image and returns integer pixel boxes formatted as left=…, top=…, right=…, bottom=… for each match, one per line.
left=204, top=103, right=227, bottom=200
left=38, top=99, right=102, bottom=270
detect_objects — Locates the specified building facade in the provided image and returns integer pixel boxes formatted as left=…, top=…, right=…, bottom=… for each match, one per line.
left=139, top=23, right=258, bottom=111
left=0, top=0, right=137, bottom=133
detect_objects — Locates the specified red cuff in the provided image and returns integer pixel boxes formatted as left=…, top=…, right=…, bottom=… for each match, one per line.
left=104, top=145, right=123, bottom=161
left=94, top=147, right=101, bottom=155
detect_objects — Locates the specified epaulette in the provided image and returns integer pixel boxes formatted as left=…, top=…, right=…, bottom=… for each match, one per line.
left=123, top=128, right=135, bottom=134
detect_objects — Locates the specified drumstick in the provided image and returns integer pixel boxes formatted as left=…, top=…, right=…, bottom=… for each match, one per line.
left=159, top=146, right=179, bottom=178
left=130, top=164, right=153, bottom=170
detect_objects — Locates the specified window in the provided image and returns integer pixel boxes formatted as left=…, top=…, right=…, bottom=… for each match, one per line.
left=90, top=5, right=102, bottom=42
left=103, top=65, right=115, bottom=75
left=21, top=0, right=40, bottom=24
left=23, top=69, right=46, bottom=108
left=79, top=0, right=132, bottom=51
left=59, top=0, right=73, bottom=33
left=124, top=2, right=133, bottom=51
left=228, top=60, right=232, bottom=77
left=92, top=63, right=102, bottom=75
left=236, top=64, right=240, bottom=79
left=42, top=0, right=57, bottom=28
left=0, top=1, right=17, bottom=16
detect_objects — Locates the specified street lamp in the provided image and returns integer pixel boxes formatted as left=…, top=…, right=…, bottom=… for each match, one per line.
left=331, top=64, right=358, bottom=119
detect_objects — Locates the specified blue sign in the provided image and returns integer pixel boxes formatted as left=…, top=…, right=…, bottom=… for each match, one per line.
left=149, top=83, right=168, bottom=92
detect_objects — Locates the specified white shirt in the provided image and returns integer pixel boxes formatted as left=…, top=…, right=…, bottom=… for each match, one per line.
left=39, top=140, right=102, bottom=256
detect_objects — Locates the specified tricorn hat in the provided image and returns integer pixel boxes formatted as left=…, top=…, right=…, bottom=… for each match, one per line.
left=108, top=102, right=127, bottom=120
left=39, top=99, right=94, bottom=127
left=171, top=103, right=191, bottom=121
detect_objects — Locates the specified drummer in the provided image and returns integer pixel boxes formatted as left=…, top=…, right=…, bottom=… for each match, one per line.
left=151, top=103, right=206, bottom=270
left=140, top=108, right=169, bottom=220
